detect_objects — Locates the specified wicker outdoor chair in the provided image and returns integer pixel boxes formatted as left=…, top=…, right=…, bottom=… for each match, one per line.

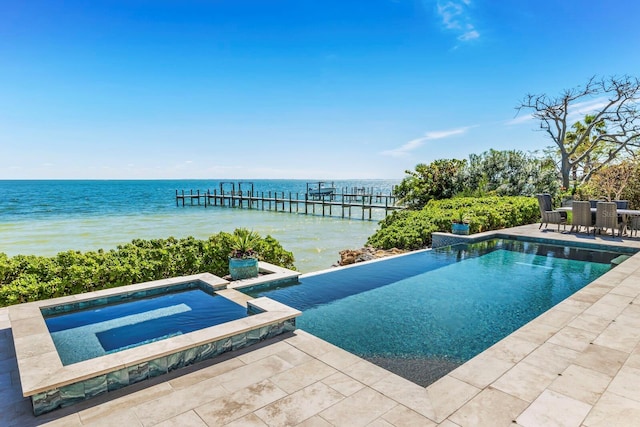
left=594, top=202, right=622, bottom=237
left=570, top=201, right=593, bottom=233
left=629, top=216, right=640, bottom=237
left=536, top=194, right=567, bottom=231
left=614, top=200, right=629, bottom=227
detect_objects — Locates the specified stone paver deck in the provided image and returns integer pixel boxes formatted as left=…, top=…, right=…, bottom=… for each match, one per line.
left=2, top=224, right=640, bottom=426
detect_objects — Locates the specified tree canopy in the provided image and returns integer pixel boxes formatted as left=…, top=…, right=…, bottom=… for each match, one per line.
left=394, top=150, right=558, bottom=210
left=393, top=159, right=466, bottom=209
left=463, top=149, right=558, bottom=197
left=517, top=75, right=640, bottom=188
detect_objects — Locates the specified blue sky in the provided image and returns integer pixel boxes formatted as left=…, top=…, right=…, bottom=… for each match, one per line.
left=2, top=0, right=639, bottom=180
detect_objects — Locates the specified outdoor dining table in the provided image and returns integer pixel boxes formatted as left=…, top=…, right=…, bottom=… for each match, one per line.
left=557, top=206, right=640, bottom=235
left=557, top=206, right=640, bottom=217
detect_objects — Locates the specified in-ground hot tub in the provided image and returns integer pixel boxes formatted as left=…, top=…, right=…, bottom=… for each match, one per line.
left=43, top=281, right=252, bottom=365
left=9, top=265, right=301, bottom=416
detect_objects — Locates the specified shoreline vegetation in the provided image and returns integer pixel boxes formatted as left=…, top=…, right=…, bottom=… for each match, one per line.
left=0, top=232, right=294, bottom=307
left=365, top=196, right=540, bottom=250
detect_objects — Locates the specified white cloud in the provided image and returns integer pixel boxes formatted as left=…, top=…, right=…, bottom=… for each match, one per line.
left=381, top=127, right=469, bottom=158
left=436, top=1, right=479, bottom=42
left=570, top=97, right=610, bottom=117
left=423, top=128, right=468, bottom=139
left=437, top=2, right=464, bottom=30
left=459, top=28, right=479, bottom=41
left=505, top=113, right=534, bottom=126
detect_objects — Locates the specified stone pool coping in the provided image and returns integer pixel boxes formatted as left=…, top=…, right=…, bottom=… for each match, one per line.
left=9, top=264, right=301, bottom=401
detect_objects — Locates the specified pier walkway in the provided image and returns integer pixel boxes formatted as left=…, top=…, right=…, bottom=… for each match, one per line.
left=175, top=186, right=404, bottom=220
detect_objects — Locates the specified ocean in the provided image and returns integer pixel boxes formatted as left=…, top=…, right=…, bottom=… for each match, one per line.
left=0, top=179, right=399, bottom=273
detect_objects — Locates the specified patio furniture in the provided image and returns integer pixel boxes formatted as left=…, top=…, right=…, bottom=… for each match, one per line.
left=536, top=194, right=567, bottom=231
left=629, top=216, right=640, bottom=237
left=570, top=201, right=593, bottom=233
left=614, top=200, right=629, bottom=209
left=594, top=202, right=622, bottom=237
left=588, top=200, right=601, bottom=223
left=614, top=200, right=629, bottom=227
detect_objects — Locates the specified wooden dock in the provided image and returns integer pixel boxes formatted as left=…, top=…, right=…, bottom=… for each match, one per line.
left=175, top=185, right=404, bottom=220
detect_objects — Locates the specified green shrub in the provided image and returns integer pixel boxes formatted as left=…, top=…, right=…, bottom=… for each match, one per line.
left=0, top=231, right=295, bottom=307
left=395, top=151, right=560, bottom=209
left=366, top=196, right=539, bottom=250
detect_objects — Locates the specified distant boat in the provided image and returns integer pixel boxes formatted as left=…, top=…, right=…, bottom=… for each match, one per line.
left=306, top=181, right=336, bottom=199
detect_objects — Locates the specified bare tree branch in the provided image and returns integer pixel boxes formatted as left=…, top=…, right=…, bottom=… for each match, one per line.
left=516, top=75, right=640, bottom=188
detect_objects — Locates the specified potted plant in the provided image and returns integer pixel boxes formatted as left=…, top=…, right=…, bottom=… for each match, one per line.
left=451, top=210, right=471, bottom=235
left=228, top=228, right=260, bottom=280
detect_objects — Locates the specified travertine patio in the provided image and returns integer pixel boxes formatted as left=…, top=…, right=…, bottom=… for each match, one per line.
left=2, top=224, right=640, bottom=426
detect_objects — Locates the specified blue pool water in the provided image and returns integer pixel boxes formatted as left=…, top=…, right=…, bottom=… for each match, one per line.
left=245, top=238, right=629, bottom=385
left=44, top=288, right=248, bottom=365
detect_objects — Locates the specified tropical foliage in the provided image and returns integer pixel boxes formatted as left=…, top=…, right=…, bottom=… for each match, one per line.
left=462, top=149, right=559, bottom=197
left=367, top=196, right=539, bottom=250
left=394, top=150, right=558, bottom=210
left=393, top=159, right=466, bottom=209
left=0, top=231, right=295, bottom=307
left=229, top=228, right=260, bottom=259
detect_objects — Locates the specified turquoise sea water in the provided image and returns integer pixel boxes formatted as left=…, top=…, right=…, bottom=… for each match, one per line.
left=0, top=179, right=398, bottom=273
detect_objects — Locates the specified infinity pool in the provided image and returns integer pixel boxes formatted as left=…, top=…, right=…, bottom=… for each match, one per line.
left=244, top=238, right=630, bottom=385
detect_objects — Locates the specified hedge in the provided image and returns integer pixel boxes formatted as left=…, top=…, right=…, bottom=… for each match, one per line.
left=366, top=196, right=540, bottom=250
left=0, top=230, right=295, bottom=307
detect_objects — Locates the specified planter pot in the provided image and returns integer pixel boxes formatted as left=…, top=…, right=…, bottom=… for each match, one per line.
left=451, top=222, right=470, bottom=235
left=229, top=257, right=259, bottom=280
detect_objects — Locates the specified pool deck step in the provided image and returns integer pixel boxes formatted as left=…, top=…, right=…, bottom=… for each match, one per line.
left=215, top=288, right=254, bottom=307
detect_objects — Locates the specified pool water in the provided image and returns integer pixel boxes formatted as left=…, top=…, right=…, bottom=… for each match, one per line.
left=44, top=288, right=248, bottom=365
left=244, top=239, right=628, bottom=385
